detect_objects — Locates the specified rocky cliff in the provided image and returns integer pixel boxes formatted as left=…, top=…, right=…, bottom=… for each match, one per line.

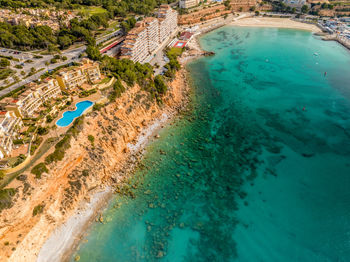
left=0, top=69, right=189, bottom=262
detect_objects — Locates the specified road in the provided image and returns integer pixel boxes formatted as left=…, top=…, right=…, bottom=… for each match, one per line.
left=0, top=47, right=83, bottom=97
left=0, top=29, right=122, bottom=98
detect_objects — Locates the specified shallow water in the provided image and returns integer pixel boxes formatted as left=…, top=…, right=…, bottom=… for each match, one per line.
left=71, top=27, right=350, bottom=261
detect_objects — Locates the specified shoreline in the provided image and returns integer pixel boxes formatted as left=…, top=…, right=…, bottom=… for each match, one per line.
left=35, top=70, right=191, bottom=262
left=41, top=18, right=321, bottom=259
left=230, top=17, right=321, bottom=33
left=13, top=16, right=331, bottom=262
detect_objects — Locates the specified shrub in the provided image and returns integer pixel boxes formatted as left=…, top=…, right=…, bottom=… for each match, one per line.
left=0, top=188, right=16, bottom=212
left=154, top=75, right=167, bottom=95
left=33, top=204, right=44, bottom=216
left=88, top=135, right=95, bottom=145
left=46, top=115, right=53, bottom=123
left=31, top=163, right=48, bottom=178
left=0, top=58, right=10, bottom=68
left=37, top=126, right=49, bottom=135
left=93, top=103, right=104, bottom=111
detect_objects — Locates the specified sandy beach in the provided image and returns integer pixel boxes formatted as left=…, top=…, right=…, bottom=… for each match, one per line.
left=231, top=17, right=322, bottom=33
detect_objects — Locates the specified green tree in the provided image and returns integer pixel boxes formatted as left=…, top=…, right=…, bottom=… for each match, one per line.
left=301, top=5, right=309, bottom=13
left=86, top=45, right=101, bottom=61
left=154, top=75, right=167, bottom=95
left=0, top=58, right=10, bottom=68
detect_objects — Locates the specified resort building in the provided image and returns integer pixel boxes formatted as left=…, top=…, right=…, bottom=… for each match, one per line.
left=56, top=59, right=102, bottom=90
left=0, top=135, right=14, bottom=159
left=0, top=111, right=23, bottom=138
left=120, top=5, right=178, bottom=63
left=0, top=110, right=23, bottom=159
left=27, top=78, right=62, bottom=103
left=56, top=67, right=86, bottom=91
left=0, top=77, right=61, bottom=117
left=80, top=59, right=102, bottom=84
left=16, top=89, right=42, bottom=117
left=0, top=90, right=41, bottom=118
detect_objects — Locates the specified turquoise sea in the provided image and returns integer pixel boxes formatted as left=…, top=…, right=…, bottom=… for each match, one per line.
left=71, top=27, right=350, bottom=261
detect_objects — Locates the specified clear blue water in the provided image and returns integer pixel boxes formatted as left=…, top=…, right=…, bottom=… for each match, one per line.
left=56, top=101, right=93, bottom=127
left=71, top=27, right=350, bottom=261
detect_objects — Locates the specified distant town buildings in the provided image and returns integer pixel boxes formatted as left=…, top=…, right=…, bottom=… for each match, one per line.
left=120, top=5, right=178, bottom=63
left=179, top=0, right=200, bottom=9
left=0, top=8, right=77, bottom=31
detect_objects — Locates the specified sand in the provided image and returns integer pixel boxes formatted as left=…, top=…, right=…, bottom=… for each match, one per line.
left=37, top=188, right=112, bottom=262
left=231, top=17, right=321, bottom=33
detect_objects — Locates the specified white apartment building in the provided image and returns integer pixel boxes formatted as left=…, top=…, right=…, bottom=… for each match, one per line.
left=121, top=25, right=150, bottom=63
left=158, top=5, right=178, bottom=43
left=17, top=89, right=43, bottom=117
left=144, top=17, right=160, bottom=54
left=120, top=5, right=178, bottom=63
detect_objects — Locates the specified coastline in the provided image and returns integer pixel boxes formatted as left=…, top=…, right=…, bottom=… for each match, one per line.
left=36, top=17, right=322, bottom=261
left=35, top=69, right=192, bottom=262
left=1, top=16, right=331, bottom=262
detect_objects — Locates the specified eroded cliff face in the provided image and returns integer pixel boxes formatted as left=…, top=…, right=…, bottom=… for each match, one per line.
left=0, top=70, right=189, bottom=262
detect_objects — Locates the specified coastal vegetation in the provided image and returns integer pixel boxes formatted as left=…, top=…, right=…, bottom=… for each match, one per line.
left=99, top=56, right=171, bottom=102
left=0, top=188, right=16, bottom=212
left=32, top=204, right=44, bottom=216
left=31, top=163, right=49, bottom=179
left=0, top=13, right=109, bottom=50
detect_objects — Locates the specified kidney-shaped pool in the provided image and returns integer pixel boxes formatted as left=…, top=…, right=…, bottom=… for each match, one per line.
left=56, top=100, right=93, bottom=127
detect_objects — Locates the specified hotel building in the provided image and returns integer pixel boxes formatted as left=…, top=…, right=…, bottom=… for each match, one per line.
left=120, top=5, right=178, bottom=63
left=157, top=5, right=178, bottom=42
left=144, top=17, right=160, bottom=54
left=120, top=24, right=150, bottom=63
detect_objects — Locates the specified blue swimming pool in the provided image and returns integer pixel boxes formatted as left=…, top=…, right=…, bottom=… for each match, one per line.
left=56, top=100, right=93, bottom=127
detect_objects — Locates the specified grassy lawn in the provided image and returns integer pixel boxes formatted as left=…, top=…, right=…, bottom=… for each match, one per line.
left=168, top=47, right=184, bottom=57
left=77, top=6, right=108, bottom=16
